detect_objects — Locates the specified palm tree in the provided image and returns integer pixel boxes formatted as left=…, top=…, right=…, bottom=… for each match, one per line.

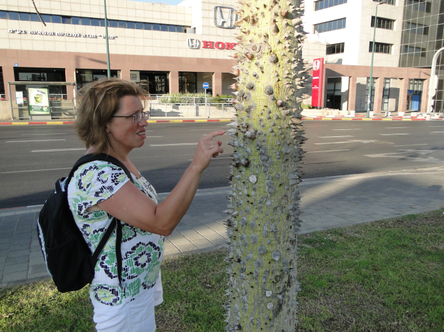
left=224, top=0, right=307, bottom=330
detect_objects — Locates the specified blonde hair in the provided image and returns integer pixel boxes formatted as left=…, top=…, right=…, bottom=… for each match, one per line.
left=75, top=77, right=148, bottom=153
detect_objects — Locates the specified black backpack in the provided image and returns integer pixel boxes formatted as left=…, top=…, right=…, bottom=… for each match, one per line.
left=36, top=153, right=133, bottom=292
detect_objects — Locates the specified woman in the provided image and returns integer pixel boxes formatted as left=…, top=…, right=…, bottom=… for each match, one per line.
left=67, top=77, right=224, bottom=331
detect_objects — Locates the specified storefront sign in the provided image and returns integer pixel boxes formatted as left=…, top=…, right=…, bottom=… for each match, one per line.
left=312, top=58, right=324, bottom=108
left=28, top=88, right=50, bottom=115
left=213, top=6, right=238, bottom=29
left=8, top=29, right=118, bottom=40
left=187, top=38, right=237, bottom=50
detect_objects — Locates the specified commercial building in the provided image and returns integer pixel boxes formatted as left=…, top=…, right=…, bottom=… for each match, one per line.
left=0, top=0, right=238, bottom=119
left=0, top=0, right=441, bottom=119
left=302, top=0, right=435, bottom=114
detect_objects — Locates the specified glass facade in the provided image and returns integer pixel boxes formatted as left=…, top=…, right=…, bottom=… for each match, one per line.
left=75, top=69, right=119, bottom=90
left=400, top=0, right=443, bottom=112
left=315, top=0, right=347, bottom=11
left=326, top=43, right=345, bottom=55
left=0, top=10, right=189, bottom=33
left=179, top=72, right=197, bottom=94
left=314, top=18, right=346, bottom=33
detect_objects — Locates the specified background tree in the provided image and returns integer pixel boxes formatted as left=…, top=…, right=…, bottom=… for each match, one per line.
left=224, top=0, right=307, bottom=330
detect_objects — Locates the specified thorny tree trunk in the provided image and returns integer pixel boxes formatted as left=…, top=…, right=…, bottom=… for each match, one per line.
left=224, top=0, right=307, bottom=330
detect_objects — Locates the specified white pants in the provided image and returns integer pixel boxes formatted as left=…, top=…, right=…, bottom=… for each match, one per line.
left=91, top=278, right=163, bottom=332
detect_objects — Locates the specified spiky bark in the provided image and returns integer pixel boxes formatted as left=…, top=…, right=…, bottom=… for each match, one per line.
left=224, top=0, right=307, bottom=330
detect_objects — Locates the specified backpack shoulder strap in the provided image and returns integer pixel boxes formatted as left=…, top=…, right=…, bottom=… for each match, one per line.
left=69, top=153, right=134, bottom=286
left=68, top=153, right=134, bottom=184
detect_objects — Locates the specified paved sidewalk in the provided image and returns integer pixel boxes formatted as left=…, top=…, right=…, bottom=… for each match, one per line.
left=2, top=167, right=444, bottom=288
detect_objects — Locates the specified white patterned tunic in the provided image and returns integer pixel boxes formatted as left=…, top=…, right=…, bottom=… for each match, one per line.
left=67, top=160, right=164, bottom=308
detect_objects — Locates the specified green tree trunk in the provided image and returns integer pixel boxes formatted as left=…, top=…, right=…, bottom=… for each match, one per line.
left=225, top=0, right=306, bottom=330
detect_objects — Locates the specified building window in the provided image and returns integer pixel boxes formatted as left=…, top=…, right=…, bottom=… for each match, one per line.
left=326, top=43, right=345, bottom=55
left=366, top=78, right=376, bottom=111
left=0, top=10, right=190, bottom=34
left=382, top=78, right=390, bottom=111
left=407, top=79, right=424, bottom=111
left=405, top=22, right=429, bottom=35
left=179, top=72, right=197, bottom=94
left=315, top=0, right=347, bottom=11
left=326, top=78, right=342, bottom=110
left=14, top=67, right=67, bottom=96
left=369, top=42, right=392, bottom=54
left=371, top=16, right=394, bottom=30
left=314, top=18, right=346, bottom=33
left=75, top=69, right=119, bottom=90
left=406, top=0, right=432, bottom=13
left=373, top=0, right=394, bottom=4
left=403, top=45, right=426, bottom=57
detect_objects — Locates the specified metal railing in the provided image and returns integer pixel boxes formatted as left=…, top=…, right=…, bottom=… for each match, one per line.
left=149, top=102, right=235, bottom=118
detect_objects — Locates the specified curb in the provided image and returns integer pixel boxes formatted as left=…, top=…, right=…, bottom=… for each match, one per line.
left=0, top=119, right=234, bottom=125
left=302, top=116, right=443, bottom=121
left=1, top=117, right=443, bottom=125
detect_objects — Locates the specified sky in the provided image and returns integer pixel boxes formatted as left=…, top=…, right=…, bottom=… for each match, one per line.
left=128, top=0, right=183, bottom=6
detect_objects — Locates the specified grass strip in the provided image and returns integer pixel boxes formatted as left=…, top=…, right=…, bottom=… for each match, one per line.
left=1, top=210, right=443, bottom=331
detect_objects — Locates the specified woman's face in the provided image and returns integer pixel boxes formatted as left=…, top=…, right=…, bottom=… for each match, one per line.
left=105, top=95, right=148, bottom=153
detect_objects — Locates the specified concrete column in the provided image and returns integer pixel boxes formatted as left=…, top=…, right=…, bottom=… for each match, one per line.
left=65, top=67, right=76, bottom=100
left=348, top=76, right=357, bottom=112
left=398, top=78, right=408, bottom=112
left=3, top=65, right=15, bottom=101
left=212, top=72, right=222, bottom=97
left=169, top=71, right=179, bottom=94
left=374, top=77, right=383, bottom=114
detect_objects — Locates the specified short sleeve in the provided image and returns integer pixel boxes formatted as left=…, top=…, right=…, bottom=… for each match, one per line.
left=68, top=160, right=131, bottom=218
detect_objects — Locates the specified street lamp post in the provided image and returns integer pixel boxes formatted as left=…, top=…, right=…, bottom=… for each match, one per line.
left=104, top=0, right=111, bottom=78
left=367, top=0, right=386, bottom=118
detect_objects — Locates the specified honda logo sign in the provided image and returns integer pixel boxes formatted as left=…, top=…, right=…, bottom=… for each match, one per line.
left=213, top=6, right=238, bottom=29
left=187, top=38, right=201, bottom=49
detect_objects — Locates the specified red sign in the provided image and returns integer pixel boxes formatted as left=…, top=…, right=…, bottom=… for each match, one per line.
left=202, top=41, right=237, bottom=50
left=312, top=58, right=324, bottom=107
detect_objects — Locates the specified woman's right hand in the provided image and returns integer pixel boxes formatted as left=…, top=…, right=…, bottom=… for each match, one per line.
left=190, top=130, right=225, bottom=173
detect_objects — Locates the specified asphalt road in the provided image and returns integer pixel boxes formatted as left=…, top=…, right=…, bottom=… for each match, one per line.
left=1, top=121, right=444, bottom=209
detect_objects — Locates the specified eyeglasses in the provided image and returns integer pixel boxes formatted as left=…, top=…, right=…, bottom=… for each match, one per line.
left=111, top=111, right=150, bottom=123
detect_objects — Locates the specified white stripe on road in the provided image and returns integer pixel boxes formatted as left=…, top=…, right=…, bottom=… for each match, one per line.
left=430, top=131, right=444, bottom=134
left=6, top=139, right=66, bottom=143
left=32, top=148, right=86, bottom=152
left=394, top=143, right=427, bottom=147
left=332, top=128, right=362, bottom=131
left=306, top=149, right=350, bottom=153
left=315, top=140, right=376, bottom=145
left=318, top=135, right=353, bottom=138
left=150, top=143, right=197, bottom=147
left=21, top=133, right=67, bottom=136
left=0, top=167, right=71, bottom=174
left=379, top=133, right=409, bottom=136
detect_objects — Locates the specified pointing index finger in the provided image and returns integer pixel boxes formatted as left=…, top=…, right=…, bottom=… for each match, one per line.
left=203, top=130, right=226, bottom=140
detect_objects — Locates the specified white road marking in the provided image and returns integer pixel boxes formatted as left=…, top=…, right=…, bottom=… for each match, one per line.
left=306, top=149, right=350, bottom=154
left=379, top=133, right=409, bottom=136
left=150, top=143, right=197, bottom=147
left=21, top=133, right=67, bottom=136
left=315, top=140, right=376, bottom=145
left=6, top=139, right=66, bottom=143
left=430, top=131, right=444, bottom=134
left=332, top=128, right=362, bottom=131
left=0, top=167, right=71, bottom=174
left=32, top=148, right=86, bottom=152
left=365, top=150, right=443, bottom=163
left=318, top=135, right=353, bottom=138
left=394, top=143, right=428, bottom=147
